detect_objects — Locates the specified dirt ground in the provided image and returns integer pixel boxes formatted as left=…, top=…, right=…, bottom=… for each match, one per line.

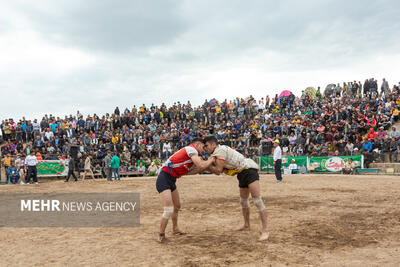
left=1, top=173, right=400, bottom=266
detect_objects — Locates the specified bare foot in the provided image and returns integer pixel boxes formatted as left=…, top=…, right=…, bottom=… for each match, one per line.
left=258, top=231, right=269, bottom=241
left=173, top=229, right=187, bottom=235
left=157, top=233, right=170, bottom=243
left=236, top=225, right=250, bottom=231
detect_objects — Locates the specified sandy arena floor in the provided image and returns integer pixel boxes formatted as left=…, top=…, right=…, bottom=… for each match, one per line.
left=0, top=173, right=400, bottom=266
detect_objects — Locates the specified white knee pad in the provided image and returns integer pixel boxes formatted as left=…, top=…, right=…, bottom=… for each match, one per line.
left=253, top=197, right=265, bottom=211
left=240, top=197, right=250, bottom=209
left=162, top=206, right=174, bottom=219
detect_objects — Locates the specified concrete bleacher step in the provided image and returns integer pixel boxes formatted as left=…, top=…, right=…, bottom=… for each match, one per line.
left=369, top=163, right=400, bottom=175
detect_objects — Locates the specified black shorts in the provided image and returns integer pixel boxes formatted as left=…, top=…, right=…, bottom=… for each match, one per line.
left=156, top=171, right=177, bottom=193
left=237, top=168, right=259, bottom=188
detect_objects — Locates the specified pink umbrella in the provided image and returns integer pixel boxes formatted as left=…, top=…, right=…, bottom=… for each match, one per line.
left=280, top=90, right=292, bottom=97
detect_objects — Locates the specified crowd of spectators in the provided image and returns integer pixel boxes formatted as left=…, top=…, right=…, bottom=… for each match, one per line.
left=1, top=77, right=400, bottom=182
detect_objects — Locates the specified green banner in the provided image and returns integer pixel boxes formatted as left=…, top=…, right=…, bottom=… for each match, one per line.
left=37, top=160, right=68, bottom=177
left=260, top=156, right=308, bottom=171
left=309, top=155, right=363, bottom=173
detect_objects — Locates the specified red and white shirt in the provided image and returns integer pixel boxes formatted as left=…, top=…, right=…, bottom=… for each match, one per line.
left=161, top=144, right=199, bottom=178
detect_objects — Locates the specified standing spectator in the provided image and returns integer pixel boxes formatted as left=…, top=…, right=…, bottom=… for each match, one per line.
left=110, top=153, right=120, bottom=181
left=82, top=155, right=96, bottom=181
left=114, top=106, right=120, bottom=116
left=103, top=151, right=112, bottom=181
left=361, top=138, right=373, bottom=167
left=361, top=138, right=373, bottom=153
left=64, top=154, right=78, bottom=182
left=0, top=154, right=3, bottom=183
left=26, top=120, right=33, bottom=142
left=15, top=154, right=25, bottom=184
left=32, top=119, right=41, bottom=137
left=377, top=136, right=388, bottom=162
left=3, top=122, right=11, bottom=141
left=25, top=151, right=38, bottom=184
left=273, top=140, right=282, bottom=183
left=389, top=137, right=399, bottom=162
left=1, top=153, right=11, bottom=182
left=381, top=78, right=389, bottom=95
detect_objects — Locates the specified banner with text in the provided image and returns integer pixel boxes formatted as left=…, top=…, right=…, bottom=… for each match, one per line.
left=309, top=155, right=363, bottom=173
left=37, top=160, right=69, bottom=177
left=260, top=156, right=308, bottom=171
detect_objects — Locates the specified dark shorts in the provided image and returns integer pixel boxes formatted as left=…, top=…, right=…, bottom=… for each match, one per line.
left=237, top=168, right=259, bottom=188
left=156, top=171, right=177, bottom=193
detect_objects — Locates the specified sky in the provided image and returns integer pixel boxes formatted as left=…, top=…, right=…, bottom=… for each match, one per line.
left=1, top=0, right=399, bottom=120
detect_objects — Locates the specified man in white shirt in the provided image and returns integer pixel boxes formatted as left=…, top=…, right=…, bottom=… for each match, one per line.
left=25, top=151, right=38, bottom=184
left=258, top=100, right=265, bottom=112
left=44, top=129, right=54, bottom=141
left=273, top=140, right=282, bottom=182
left=288, top=159, right=298, bottom=174
left=390, top=127, right=400, bottom=139
left=203, top=136, right=269, bottom=241
left=32, top=119, right=41, bottom=136
left=136, top=162, right=146, bottom=176
left=162, top=141, right=172, bottom=159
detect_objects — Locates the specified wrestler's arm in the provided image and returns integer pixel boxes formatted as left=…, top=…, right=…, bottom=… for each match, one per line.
left=191, top=155, right=215, bottom=171
left=186, top=167, right=203, bottom=175
left=207, top=158, right=225, bottom=175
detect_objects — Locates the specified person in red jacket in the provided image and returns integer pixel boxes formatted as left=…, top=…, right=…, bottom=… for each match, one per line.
left=156, top=138, right=215, bottom=243
left=367, top=128, right=377, bottom=140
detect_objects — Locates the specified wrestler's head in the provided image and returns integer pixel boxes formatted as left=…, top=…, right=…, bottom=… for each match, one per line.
left=203, top=135, right=218, bottom=155
left=192, top=137, right=205, bottom=153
